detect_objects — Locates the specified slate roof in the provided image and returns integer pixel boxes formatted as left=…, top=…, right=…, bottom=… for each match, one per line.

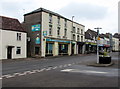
left=85, top=32, right=93, bottom=40
left=85, top=29, right=97, bottom=40
left=24, top=7, right=85, bottom=27
left=0, top=16, right=26, bottom=32
left=113, top=33, right=120, bottom=39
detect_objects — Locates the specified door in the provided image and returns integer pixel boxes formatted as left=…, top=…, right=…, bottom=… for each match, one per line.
left=7, top=47, right=12, bottom=59
left=35, top=47, right=40, bottom=55
left=71, top=44, right=75, bottom=54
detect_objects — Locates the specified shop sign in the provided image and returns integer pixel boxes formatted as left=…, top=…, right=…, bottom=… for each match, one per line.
left=43, top=31, right=47, bottom=36
left=35, top=37, right=40, bottom=44
left=46, top=39, right=70, bottom=43
left=98, top=44, right=103, bottom=46
left=31, top=24, right=40, bottom=31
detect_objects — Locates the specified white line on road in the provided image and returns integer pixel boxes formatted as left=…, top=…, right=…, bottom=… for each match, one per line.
left=46, top=67, right=52, bottom=71
left=52, top=66, right=58, bottom=69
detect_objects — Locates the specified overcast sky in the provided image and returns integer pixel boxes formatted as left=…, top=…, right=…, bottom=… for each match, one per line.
left=0, top=0, right=119, bottom=34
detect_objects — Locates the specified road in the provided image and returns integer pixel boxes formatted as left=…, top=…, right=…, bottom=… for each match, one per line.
left=1, top=52, right=119, bottom=87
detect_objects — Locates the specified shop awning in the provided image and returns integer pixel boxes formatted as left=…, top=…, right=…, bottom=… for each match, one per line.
left=104, top=44, right=110, bottom=47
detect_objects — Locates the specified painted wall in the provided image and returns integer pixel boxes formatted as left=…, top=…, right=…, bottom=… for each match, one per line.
left=1, top=30, right=27, bottom=59
left=112, top=37, right=119, bottom=51
left=0, top=29, right=2, bottom=59
left=41, top=12, right=85, bottom=56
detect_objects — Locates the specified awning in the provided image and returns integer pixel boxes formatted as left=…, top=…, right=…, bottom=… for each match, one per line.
left=104, top=44, right=110, bottom=47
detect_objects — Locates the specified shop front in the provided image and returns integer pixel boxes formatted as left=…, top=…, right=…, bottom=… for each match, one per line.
left=85, top=42, right=96, bottom=54
left=46, top=42, right=54, bottom=56
left=46, top=38, right=70, bottom=56
left=77, top=42, right=85, bottom=54
left=59, top=43, right=68, bottom=55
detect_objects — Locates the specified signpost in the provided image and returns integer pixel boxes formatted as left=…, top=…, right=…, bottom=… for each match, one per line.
left=94, top=27, right=102, bottom=64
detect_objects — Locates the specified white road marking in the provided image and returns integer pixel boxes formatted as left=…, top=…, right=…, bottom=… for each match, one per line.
left=5, top=75, right=15, bottom=78
left=13, top=73, right=21, bottom=76
left=52, top=66, right=58, bottom=69
left=46, top=67, right=52, bottom=71
left=61, top=69, right=74, bottom=72
left=61, top=69, right=108, bottom=74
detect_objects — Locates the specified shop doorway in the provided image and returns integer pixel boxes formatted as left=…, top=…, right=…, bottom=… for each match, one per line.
left=71, top=44, right=75, bottom=54
left=35, top=47, right=40, bottom=55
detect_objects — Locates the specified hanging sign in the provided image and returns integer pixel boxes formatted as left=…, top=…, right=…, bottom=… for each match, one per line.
left=43, top=31, right=47, bottom=36
left=35, top=37, right=40, bottom=44
left=31, top=24, right=40, bottom=31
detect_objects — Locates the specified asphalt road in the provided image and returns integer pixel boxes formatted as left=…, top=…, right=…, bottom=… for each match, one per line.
left=1, top=52, right=119, bottom=87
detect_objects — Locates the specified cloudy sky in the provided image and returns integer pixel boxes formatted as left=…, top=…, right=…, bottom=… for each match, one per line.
left=0, top=0, right=119, bottom=34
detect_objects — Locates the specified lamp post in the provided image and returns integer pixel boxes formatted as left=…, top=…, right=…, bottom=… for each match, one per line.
left=71, top=16, right=74, bottom=55
left=94, top=27, right=102, bottom=64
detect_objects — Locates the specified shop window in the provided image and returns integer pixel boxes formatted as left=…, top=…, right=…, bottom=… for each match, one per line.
left=16, top=47, right=21, bottom=54
left=46, top=43, right=53, bottom=54
left=59, top=44, right=68, bottom=54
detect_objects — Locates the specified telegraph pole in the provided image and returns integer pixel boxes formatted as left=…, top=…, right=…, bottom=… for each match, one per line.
left=94, top=27, right=102, bottom=64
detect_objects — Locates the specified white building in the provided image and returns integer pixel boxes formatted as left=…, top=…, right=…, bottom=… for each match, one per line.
left=112, top=37, right=119, bottom=51
left=0, top=16, right=27, bottom=59
left=23, top=8, right=85, bottom=57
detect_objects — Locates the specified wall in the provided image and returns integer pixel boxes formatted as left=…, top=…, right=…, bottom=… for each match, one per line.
left=0, top=29, right=2, bottom=59
left=1, top=30, right=27, bottom=59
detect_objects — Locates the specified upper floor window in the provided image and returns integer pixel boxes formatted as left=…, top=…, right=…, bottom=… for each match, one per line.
left=73, top=27, right=75, bottom=33
left=57, top=27, right=60, bottom=36
left=77, top=35, right=80, bottom=41
left=49, top=14, right=52, bottom=23
left=58, top=17, right=60, bottom=26
left=49, top=25, right=52, bottom=35
left=77, top=28, right=80, bottom=33
left=73, top=34, right=76, bottom=40
left=17, top=33, right=21, bottom=41
left=81, top=36, right=83, bottom=42
left=64, top=29, right=67, bottom=37
left=64, top=19, right=67, bottom=27
left=81, top=29, right=83, bottom=35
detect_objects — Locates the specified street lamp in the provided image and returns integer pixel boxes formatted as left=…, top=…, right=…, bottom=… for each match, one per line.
left=94, top=27, right=102, bottom=64
left=71, top=16, right=74, bottom=55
